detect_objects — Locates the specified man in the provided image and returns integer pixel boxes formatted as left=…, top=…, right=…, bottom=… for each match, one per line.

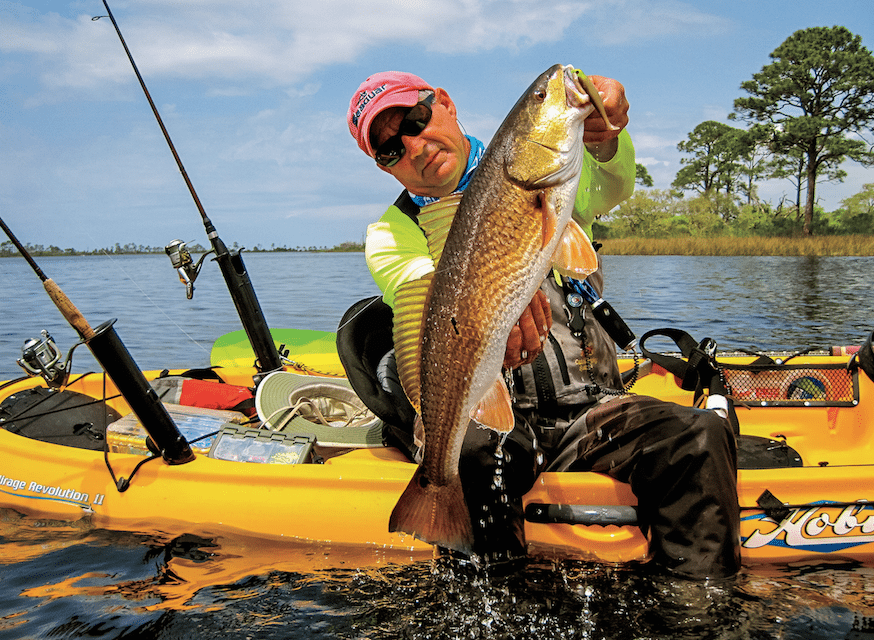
left=343, top=69, right=740, bottom=578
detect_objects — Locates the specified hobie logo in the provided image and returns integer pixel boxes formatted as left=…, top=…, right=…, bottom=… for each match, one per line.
left=743, top=502, right=874, bottom=553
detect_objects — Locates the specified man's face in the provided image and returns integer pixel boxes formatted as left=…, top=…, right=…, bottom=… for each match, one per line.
left=370, top=88, right=470, bottom=199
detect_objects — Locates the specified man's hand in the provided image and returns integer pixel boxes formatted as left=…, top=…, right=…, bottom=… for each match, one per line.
left=583, top=75, right=629, bottom=148
left=504, top=289, right=552, bottom=369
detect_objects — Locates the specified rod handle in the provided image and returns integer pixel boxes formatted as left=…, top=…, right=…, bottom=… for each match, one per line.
left=43, top=278, right=95, bottom=340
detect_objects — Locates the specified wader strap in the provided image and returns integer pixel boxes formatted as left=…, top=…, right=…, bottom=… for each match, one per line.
left=394, top=190, right=420, bottom=222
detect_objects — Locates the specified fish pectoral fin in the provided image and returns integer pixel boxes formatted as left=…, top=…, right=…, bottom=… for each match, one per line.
left=538, top=191, right=557, bottom=250
left=551, top=219, right=599, bottom=278
left=469, top=378, right=515, bottom=433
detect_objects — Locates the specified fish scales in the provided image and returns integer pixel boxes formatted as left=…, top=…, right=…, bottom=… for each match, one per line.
left=389, top=64, right=602, bottom=554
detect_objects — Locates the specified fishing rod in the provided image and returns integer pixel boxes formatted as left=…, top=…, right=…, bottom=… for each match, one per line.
left=97, top=1, right=283, bottom=374
left=0, top=216, right=194, bottom=466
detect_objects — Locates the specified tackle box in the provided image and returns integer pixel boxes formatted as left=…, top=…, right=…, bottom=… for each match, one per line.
left=208, top=425, right=315, bottom=464
left=106, top=403, right=248, bottom=456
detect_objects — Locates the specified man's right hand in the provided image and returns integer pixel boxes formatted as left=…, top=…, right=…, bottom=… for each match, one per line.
left=504, top=289, right=552, bottom=369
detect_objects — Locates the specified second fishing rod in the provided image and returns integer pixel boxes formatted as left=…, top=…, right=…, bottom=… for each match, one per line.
left=97, top=1, right=283, bottom=375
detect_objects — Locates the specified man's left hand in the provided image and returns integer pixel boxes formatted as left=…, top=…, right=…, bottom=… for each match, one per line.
left=583, top=75, right=629, bottom=146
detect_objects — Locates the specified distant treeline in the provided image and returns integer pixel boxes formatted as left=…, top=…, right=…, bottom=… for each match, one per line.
left=0, top=240, right=366, bottom=258
left=4, top=235, right=874, bottom=259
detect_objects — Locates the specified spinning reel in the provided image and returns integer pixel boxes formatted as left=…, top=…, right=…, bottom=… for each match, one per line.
left=165, top=239, right=214, bottom=299
left=18, top=330, right=71, bottom=387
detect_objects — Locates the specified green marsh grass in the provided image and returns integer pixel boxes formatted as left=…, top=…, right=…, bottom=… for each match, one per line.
left=598, top=235, right=874, bottom=256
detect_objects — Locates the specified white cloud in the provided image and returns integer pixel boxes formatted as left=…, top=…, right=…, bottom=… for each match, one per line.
left=1, top=0, right=600, bottom=96
left=636, top=156, right=670, bottom=168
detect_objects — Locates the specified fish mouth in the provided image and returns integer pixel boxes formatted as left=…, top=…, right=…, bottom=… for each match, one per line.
left=563, top=64, right=590, bottom=110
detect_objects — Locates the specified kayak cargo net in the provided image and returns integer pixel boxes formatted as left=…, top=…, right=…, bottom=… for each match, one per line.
left=721, top=363, right=858, bottom=407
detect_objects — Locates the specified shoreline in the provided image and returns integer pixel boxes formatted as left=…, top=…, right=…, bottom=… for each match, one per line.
left=4, top=235, right=874, bottom=258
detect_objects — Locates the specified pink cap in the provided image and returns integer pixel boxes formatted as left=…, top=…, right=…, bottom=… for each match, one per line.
left=348, top=71, right=432, bottom=157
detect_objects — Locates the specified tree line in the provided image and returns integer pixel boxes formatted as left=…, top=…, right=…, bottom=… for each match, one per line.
left=600, top=26, right=874, bottom=239
left=0, top=240, right=365, bottom=258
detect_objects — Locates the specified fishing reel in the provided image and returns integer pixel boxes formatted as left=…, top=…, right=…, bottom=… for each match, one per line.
left=18, top=330, right=71, bottom=387
left=165, top=239, right=214, bottom=300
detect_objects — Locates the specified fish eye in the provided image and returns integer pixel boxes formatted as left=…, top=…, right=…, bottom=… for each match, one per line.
left=534, top=90, right=546, bottom=101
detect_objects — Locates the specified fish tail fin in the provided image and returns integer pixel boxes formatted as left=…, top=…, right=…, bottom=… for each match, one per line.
left=389, top=468, right=474, bottom=555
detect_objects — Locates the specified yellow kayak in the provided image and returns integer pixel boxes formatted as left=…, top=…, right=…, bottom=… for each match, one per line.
left=2, top=346, right=873, bottom=568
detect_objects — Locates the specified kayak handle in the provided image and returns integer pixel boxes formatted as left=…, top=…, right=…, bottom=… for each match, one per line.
left=525, top=503, right=639, bottom=526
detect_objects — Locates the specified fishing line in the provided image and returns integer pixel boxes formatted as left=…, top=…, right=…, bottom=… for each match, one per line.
left=335, top=295, right=381, bottom=333
left=88, top=237, right=210, bottom=356
left=94, top=2, right=284, bottom=373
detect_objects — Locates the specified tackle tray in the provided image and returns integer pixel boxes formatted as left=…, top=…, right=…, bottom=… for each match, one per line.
left=208, top=425, right=315, bottom=464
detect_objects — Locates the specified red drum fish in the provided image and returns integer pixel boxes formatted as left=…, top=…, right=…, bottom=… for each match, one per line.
left=390, top=64, right=604, bottom=553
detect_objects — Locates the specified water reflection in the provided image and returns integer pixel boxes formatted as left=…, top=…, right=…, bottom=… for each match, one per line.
left=3, top=508, right=874, bottom=639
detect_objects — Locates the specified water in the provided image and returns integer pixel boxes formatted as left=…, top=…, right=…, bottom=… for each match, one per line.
left=2, top=252, right=874, bottom=639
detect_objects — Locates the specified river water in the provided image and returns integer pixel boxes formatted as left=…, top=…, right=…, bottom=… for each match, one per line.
left=1, top=252, right=874, bottom=639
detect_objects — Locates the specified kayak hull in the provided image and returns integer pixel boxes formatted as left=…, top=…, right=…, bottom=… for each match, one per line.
left=2, top=354, right=874, bottom=568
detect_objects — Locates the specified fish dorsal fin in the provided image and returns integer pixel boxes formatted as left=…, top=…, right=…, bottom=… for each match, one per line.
left=392, top=273, right=435, bottom=413
left=469, top=377, right=515, bottom=433
left=417, top=193, right=462, bottom=264
left=551, top=219, right=599, bottom=278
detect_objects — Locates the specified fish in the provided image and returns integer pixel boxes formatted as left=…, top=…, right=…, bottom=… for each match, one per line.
left=389, top=64, right=603, bottom=554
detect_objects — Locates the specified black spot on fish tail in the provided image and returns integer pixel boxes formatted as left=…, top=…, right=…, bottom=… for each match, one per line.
left=451, top=317, right=460, bottom=335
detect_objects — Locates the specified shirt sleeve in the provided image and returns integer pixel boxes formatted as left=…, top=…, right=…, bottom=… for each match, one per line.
left=365, top=206, right=435, bottom=310
left=573, top=128, right=636, bottom=238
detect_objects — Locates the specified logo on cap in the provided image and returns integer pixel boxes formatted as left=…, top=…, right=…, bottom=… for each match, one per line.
left=351, top=84, right=388, bottom=128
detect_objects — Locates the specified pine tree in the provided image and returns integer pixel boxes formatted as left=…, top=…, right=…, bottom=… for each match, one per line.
left=733, top=26, right=874, bottom=235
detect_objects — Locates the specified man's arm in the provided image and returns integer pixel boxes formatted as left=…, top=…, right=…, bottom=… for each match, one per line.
left=365, top=207, right=435, bottom=310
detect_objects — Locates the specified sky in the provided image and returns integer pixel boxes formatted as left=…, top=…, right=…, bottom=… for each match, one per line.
left=1, top=0, right=873, bottom=252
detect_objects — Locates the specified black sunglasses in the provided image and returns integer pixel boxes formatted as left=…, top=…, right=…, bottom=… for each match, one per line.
left=373, top=92, right=435, bottom=167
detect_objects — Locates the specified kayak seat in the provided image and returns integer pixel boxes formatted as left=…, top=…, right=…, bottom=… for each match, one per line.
left=858, top=330, right=874, bottom=383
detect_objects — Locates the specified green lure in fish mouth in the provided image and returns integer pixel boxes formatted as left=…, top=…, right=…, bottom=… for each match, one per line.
left=570, top=67, right=619, bottom=131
